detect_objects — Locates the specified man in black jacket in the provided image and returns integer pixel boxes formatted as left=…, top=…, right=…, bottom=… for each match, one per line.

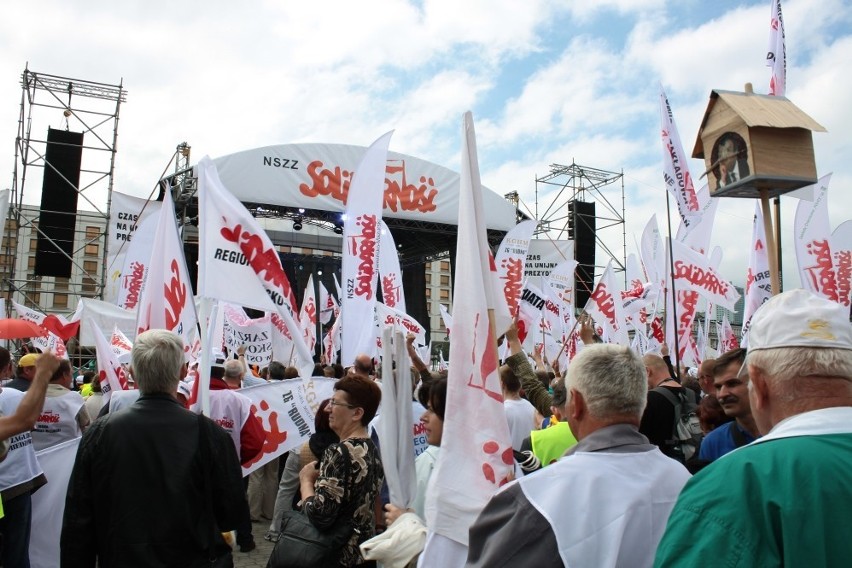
left=60, top=330, right=246, bottom=567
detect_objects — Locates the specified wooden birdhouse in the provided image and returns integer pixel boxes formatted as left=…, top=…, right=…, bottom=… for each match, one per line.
left=692, top=87, right=826, bottom=198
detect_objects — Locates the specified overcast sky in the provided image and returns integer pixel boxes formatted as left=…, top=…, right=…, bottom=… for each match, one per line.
left=2, top=0, right=850, bottom=290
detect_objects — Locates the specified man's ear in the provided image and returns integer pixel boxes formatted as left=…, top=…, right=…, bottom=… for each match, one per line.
left=748, top=365, right=769, bottom=411
left=569, top=388, right=585, bottom=422
left=180, top=363, right=188, bottom=381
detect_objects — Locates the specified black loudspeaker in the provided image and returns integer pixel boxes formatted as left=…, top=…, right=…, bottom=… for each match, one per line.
left=571, top=201, right=596, bottom=309
left=403, top=261, right=429, bottom=339
left=34, top=128, right=84, bottom=277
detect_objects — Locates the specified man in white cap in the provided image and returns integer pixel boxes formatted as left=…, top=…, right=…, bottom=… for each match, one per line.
left=656, top=289, right=852, bottom=567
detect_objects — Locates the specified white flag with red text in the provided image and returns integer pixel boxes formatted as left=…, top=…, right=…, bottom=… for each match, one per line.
left=767, top=0, right=786, bottom=96
left=135, top=186, right=198, bottom=351
left=719, top=314, right=740, bottom=353
left=438, top=304, right=452, bottom=336
left=104, top=191, right=161, bottom=305
left=318, top=281, right=336, bottom=325
left=660, top=86, right=701, bottom=232
left=116, top=212, right=159, bottom=311
left=494, top=220, right=538, bottom=322
left=741, top=203, right=773, bottom=347
left=299, top=275, right=318, bottom=353
left=375, top=302, right=427, bottom=346
left=583, top=261, right=629, bottom=346
left=831, top=221, right=852, bottom=308
left=109, top=325, right=133, bottom=363
left=424, top=113, right=513, bottom=553
left=341, top=132, right=394, bottom=366
left=378, top=220, right=406, bottom=312
left=794, top=175, right=842, bottom=304
left=238, top=380, right=316, bottom=476
left=669, top=238, right=739, bottom=311
left=92, top=324, right=129, bottom=404
left=197, top=157, right=314, bottom=378
left=641, top=214, right=665, bottom=287
left=11, top=301, right=71, bottom=359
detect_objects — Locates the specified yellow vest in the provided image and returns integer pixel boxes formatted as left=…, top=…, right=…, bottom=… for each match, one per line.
left=531, top=422, right=578, bottom=466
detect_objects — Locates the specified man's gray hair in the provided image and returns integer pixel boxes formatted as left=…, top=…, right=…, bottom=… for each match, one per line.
left=131, top=330, right=184, bottom=395
left=567, top=344, right=647, bottom=419
left=747, top=347, right=852, bottom=399
left=224, top=359, right=244, bottom=379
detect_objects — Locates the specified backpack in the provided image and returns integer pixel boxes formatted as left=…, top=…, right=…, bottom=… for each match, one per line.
left=652, top=386, right=703, bottom=462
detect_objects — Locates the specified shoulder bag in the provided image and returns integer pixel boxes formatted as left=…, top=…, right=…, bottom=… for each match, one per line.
left=267, top=442, right=357, bottom=568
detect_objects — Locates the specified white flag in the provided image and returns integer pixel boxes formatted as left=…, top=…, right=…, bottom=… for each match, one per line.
left=660, top=86, right=701, bottom=232
left=425, top=113, right=513, bottom=554
left=794, top=175, right=842, bottom=303
left=378, top=220, right=406, bottom=312
left=91, top=323, right=129, bottom=404
left=104, top=191, right=161, bottom=304
left=741, top=203, right=773, bottom=347
left=831, top=220, right=852, bottom=308
left=767, top=0, right=786, bottom=96
left=494, top=219, right=538, bottom=323
left=583, top=261, right=629, bottom=346
left=135, top=186, right=198, bottom=351
left=669, top=238, right=740, bottom=311
left=341, top=132, right=394, bottom=366
left=116, top=212, right=159, bottom=311
left=299, top=275, right=318, bottom=353
left=196, top=157, right=314, bottom=378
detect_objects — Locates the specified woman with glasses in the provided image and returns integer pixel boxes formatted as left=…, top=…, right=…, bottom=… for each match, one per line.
left=298, top=376, right=384, bottom=567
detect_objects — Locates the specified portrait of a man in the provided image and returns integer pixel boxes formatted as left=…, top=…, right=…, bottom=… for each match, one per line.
left=711, top=132, right=750, bottom=187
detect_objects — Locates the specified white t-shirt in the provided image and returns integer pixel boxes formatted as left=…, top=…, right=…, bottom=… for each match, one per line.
left=503, top=398, right=538, bottom=451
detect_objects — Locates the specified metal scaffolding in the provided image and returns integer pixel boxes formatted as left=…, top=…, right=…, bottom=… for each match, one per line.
left=534, top=161, right=627, bottom=279
left=3, top=66, right=125, bottom=315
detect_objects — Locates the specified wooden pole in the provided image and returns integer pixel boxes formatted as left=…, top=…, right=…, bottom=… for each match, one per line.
left=760, top=189, right=781, bottom=295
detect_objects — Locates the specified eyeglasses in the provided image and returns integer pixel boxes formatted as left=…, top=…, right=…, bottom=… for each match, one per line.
left=328, top=399, right=357, bottom=409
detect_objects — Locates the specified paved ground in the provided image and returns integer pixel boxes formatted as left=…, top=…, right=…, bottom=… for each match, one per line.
left=233, top=520, right=277, bottom=568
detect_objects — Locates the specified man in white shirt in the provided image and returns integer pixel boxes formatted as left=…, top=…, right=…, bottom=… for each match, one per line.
left=31, top=359, right=90, bottom=451
left=468, top=344, right=690, bottom=567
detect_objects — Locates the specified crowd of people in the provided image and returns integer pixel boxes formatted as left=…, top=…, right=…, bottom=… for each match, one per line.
left=0, top=287, right=849, bottom=567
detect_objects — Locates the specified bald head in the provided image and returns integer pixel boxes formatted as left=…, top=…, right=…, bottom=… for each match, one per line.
left=643, top=354, right=671, bottom=388
left=354, top=354, right=373, bottom=376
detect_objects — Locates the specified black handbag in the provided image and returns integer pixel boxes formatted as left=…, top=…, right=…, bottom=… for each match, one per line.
left=267, top=443, right=357, bottom=568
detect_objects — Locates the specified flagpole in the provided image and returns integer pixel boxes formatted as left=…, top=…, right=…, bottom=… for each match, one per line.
left=663, top=191, right=682, bottom=379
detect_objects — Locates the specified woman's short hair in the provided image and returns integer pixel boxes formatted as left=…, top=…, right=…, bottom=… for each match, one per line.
left=334, top=376, right=382, bottom=426
left=428, top=377, right=448, bottom=421
left=315, top=398, right=333, bottom=432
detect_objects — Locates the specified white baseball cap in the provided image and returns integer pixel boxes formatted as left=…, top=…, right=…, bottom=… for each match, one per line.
left=747, top=289, right=852, bottom=352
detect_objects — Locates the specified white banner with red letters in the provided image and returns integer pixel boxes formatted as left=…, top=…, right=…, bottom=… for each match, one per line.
left=660, top=86, right=701, bottom=233
left=583, top=261, right=629, bottom=346
left=425, top=113, right=513, bottom=553
left=197, top=156, right=314, bottom=378
left=116, top=212, right=159, bottom=311
left=741, top=202, right=773, bottom=347
left=11, top=301, right=70, bottom=359
left=375, top=302, right=427, bottom=346
left=299, top=274, right=318, bottom=353
left=318, top=281, right=337, bottom=325
left=135, top=187, right=198, bottom=351
left=669, top=238, right=740, bottom=311
left=831, top=220, right=852, bottom=308
left=210, top=143, right=517, bottom=231
left=378, top=220, right=406, bottom=312
left=238, top=380, right=317, bottom=476
left=495, top=220, right=538, bottom=321
left=92, top=323, right=129, bottom=404
left=794, top=175, right=844, bottom=305
left=104, top=191, right=162, bottom=305
left=341, top=132, right=393, bottom=366
left=767, top=0, right=786, bottom=96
